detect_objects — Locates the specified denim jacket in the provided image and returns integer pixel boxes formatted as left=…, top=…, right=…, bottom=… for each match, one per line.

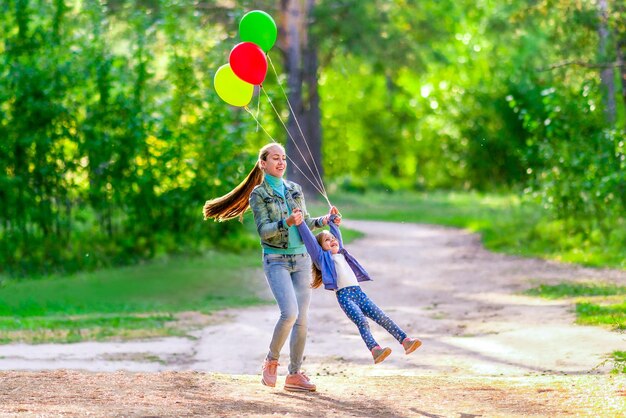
left=297, top=215, right=372, bottom=290
left=249, top=179, right=326, bottom=250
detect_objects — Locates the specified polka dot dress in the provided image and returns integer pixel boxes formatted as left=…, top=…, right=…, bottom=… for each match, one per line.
left=336, top=286, right=407, bottom=351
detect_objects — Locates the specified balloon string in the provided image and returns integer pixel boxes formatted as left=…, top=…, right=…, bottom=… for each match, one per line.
left=259, top=85, right=328, bottom=200
left=244, top=106, right=330, bottom=206
left=259, top=86, right=331, bottom=207
left=267, top=53, right=329, bottom=201
left=255, top=86, right=261, bottom=132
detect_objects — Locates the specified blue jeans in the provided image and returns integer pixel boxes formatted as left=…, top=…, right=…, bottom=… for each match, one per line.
left=263, top=253, right=312, bottom=374
left=336, top=286, right=407, bottom=351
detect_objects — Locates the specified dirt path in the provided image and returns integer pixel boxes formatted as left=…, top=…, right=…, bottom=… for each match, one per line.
left=1, top=220, right=625, bottom=416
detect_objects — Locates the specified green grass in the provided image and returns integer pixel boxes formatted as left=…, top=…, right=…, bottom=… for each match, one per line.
left=0, top=250, right=269, bottom=343
left=524, top=283, right=626, bottom=300
left=310, top=190, right=626, bottom=269
left=0, top=222, right=362, bottom=344
left=576, top=301, right=626, bottom=329
left=0, top=314, right=182, bottom=344
left=611, top=351, right=626, bottom=374
left=1, top=250, right=265, bottom=316
left=0, top=314, right=175, bottom=331
left=525, top=282, right=626, bottom=373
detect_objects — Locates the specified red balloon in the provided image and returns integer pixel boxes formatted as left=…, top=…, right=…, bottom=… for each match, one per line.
left=229, top=42, right=268, bottom=85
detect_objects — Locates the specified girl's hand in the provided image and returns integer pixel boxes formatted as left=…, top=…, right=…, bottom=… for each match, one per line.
left=328, top=206, right=342, bottom=225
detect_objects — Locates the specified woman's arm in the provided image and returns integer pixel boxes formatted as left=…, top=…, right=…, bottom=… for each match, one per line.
left=249, top=191, right=284, bottom=240
left=287, top=183, right=327, bottom=230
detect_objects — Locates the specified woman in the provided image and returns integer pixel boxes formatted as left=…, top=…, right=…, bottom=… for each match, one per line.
left=203, top=143, right=334, bottom=392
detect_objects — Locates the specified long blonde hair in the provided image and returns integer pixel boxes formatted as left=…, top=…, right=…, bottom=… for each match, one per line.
left=311, top=230, right=331, bottom=289
left=203, top=143, right=284, bottom=222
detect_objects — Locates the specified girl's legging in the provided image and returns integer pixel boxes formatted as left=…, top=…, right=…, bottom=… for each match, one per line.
left=336, top=285, right=407, bottom=351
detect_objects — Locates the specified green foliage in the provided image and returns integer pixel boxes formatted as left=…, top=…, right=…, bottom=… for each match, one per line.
left=501, top=1, right=626, bottom=244
left=509, top=83, right=625, bottom=233
left=0, top=0, right=265, bottom=277
left=319, top=1, right=530, bottom=191
left=319, top=0, right=625, bottom=254
left=1, top=1, right=624, bottom=278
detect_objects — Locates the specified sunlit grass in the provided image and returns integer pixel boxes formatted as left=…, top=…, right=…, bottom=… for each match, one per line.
left=576, top=301, right=626, bottom=329
left=0, top=314, right=175, bottom=331
left=612, top=351, right=626, bottom=374
left=0, top=250, right=269, bottom=344
left=0, top=314, right=184, bottom=344
left=524, top=283, right=626, bottom=299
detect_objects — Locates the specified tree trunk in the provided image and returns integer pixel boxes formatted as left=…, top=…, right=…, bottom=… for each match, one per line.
left=279, top=0, right=323, bottom=203
left=616, top=2, right=626, bottom=111
left=612, top=2, right=626, bottom=209
left=618, top=42, right=626, bottom=110
left=598, top=0, right=616, bottom=124
left=303, top=0, right=324, bottom=200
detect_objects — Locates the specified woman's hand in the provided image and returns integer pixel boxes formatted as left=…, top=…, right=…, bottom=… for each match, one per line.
left=286, top=208, right=303, bottom=226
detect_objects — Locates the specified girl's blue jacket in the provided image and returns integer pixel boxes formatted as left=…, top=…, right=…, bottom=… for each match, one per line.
left=296, top=215, right=372, bottom=291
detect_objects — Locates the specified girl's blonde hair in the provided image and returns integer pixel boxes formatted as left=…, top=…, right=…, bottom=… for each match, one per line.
left=203, top=143, right=284, bottom=222
left=311, top=230, right=332, bottom=289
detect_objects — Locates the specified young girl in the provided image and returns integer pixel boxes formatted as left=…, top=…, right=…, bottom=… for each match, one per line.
left=295, top=207, right=422, bottom=364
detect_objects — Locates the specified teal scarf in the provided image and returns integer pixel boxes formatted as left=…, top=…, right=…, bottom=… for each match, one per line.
left=264, top=173, right=285, bottom=198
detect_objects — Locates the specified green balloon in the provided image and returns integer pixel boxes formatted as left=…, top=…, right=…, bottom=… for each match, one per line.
left=214, top=64, right=253, bottom=107
left=239, top=10, right=277, bottom=53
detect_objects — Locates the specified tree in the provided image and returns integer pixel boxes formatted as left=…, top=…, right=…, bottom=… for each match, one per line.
left=614, top=1, right=626, bottom=112
left=598, top=0, right=616, bottom=124
left=279, top=0, right=325, bottom=202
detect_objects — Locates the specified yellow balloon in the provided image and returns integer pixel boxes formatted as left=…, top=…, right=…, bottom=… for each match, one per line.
left=214, top=64, right=253, bottom=107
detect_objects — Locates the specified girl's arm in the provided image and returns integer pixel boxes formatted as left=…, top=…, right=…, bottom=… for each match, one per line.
left=296, top=221, right=323, bottom=264
left=328, top=214, right=344, bottom=248
left=303, top=210, right=326, bottom=231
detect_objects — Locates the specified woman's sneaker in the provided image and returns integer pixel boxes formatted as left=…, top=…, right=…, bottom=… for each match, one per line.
left=261, top=359, right=279, bottom=387
left=371, top=346, right=392, bottom=364
left=284, top=372, right=316, bottom=392
left=402, top=337, right=422, bottom=355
